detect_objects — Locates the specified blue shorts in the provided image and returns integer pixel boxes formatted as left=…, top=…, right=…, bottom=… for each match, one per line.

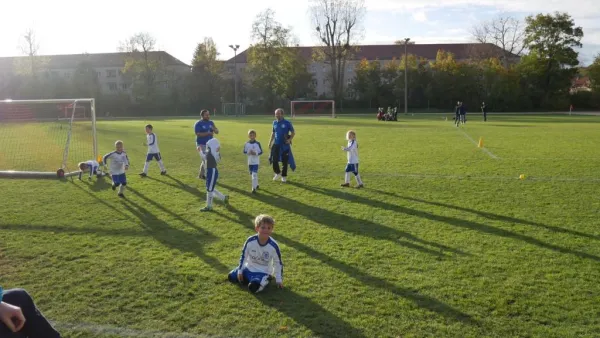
left=345, top=163, right=359, bottom=174
left=248, top=164, right=259, bottom=173
left=112, top=173, right=127, bottom=186
left=228, top=267, right=270, bottom=286
left=206, top=168, right=219, bottom=192
left=146, top=153, right=162, bottom=162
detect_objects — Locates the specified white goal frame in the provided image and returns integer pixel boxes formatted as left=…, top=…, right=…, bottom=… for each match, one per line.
left=0, top=98, right=97, bottom=179
left=291, top=100, right=336, bottom=118
left=222, top=102, right=246, bottom=116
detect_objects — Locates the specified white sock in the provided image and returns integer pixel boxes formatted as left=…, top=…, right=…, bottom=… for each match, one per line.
left=143, top=162, right=149, bottom=174
left=158, top=160, right=165, bottom=171
left=118, top=185, right=126, bottom=194
left=251, top=173, right=258, bottom=189
left=355, top=174, right=363, bottom=185
left=345, top=172, right=351, bottom=184
left=213, top=189, right=225, bottom=201
left=206, top=191, right=214, bottom=207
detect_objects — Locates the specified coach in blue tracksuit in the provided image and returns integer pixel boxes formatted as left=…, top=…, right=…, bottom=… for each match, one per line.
left=268, top=108, right=296, bottom=183
left=0, top=286, right=61, bottom=337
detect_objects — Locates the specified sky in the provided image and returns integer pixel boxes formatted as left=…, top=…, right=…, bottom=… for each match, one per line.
left=1, top=0, right=599, bottom=65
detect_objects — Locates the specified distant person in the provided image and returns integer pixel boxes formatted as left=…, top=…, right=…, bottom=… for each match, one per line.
left=199, top=137, right=228, bottom=211
left=227, top=214, right=284, bottom=293
left=460, top=102, right=467, bottom=124
left=268, top=108, right=296, bottom=183
left=140, top=124, right=167, bottom=177
left=194, top=109, right=219, bottom=180
left=481, top=102, right=487, bottom=122
left=0, top=287, right=61, bottom=337
left=454, top=101, right=461, bottom=127
left=77, top=159, right=103, bottom=180
left=102, top=140, right=130, bottom=198
left=243, top=129, right=264, bottom=194
left=340, top=130, right=364, bottom=188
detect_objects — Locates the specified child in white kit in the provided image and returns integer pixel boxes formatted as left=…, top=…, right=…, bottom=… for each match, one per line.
left=243, top=129, right=263, bottom=193
left=341, top=130, right=364, bottom=188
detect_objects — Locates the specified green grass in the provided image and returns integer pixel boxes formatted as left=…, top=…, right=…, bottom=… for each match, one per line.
left=1, top=114, right=600, bottom=337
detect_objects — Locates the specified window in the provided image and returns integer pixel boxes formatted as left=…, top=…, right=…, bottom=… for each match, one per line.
left=121, top=83, right=128, bottom=90
left=108, top=82, right=117, bottom=91
left=311, top=79, right=318, bottom=88
left=106, top=69, right=117, bottom=78
left=64, top=72, right=71, bottom=79
left=118, top=70, right=123, bottom=77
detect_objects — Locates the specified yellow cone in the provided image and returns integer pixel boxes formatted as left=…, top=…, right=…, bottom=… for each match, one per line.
left=519, top=174, right=526, bottom=180
left=478, top=137, right=483, bottom=148
left=97, top=155, right=103, bottom=163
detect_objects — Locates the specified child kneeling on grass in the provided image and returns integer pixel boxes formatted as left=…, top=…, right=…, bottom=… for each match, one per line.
left=228, top=214, right=284, bottom=293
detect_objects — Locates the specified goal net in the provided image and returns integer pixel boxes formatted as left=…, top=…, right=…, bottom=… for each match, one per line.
left=0, top=99, right=97, bottom=178
left=291, top=100, right=335, bottom=118
left=222, top=102, right=246, bottom=116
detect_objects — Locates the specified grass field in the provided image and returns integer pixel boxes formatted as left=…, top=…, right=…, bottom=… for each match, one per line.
left=1, top=114, right=600, bottom=337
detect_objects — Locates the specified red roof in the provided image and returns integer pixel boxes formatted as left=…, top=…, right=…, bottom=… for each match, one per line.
left=227, top=43, right=514, bottom=63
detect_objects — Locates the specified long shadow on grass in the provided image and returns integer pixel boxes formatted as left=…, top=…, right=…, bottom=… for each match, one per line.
left=121, top=197, right=228, bottom=273
left=215, top=206, right=477, bottom=326
left=69, top=180, right=135, bottom=221
left=290, top=182, right=600, bottom=262
left=143, top=175, right=203, bottom=199
left=370, top=188, right=600, bottom=241
left=0, top=223, right=148, bottom=238
left=219, top=183, right=466, bottom=258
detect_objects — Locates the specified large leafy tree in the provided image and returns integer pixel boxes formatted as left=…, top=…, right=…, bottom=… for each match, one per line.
left=189, top=37, right=224, bottom=110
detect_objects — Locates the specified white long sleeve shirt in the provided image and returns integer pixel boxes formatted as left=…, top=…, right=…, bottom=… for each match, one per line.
left=102, top=151, right=129, bottom=175
left=237, top=235, right=284, bottom=283
left=343, top=140, right=359, bottom=164
left=243, top=141, right=263, bottom=165
left=147, top=133, right=160, bottom=154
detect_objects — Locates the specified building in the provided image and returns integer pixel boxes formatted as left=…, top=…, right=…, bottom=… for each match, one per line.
left=225, top=43, right=517, bottom=97
left=0, top=51, right=190, bottom=98
left=570, top=75, right=591, bottom=94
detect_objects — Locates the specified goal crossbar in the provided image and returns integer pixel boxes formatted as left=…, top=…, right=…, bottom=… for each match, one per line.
left=0, top=98, right=97, bottom=179
left=291, top=100, right=336, bottom=118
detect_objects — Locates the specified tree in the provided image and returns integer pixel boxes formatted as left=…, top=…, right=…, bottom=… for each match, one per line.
left=310, top=0, right=365, bottom=103
left=522, top=12, right=584, bottom=107
left=588, top=54, right=600, bottom=91
left=190, top=37, right=224, bottom=110
left=247, top=9, right=312, bottom=109
left=71, top=59, right=101, bottom=98
left=118, top=32, right=165, bottom=102
left=352, top=59, right=381, bottom=107
left=471, top=15, right=525, bottom=66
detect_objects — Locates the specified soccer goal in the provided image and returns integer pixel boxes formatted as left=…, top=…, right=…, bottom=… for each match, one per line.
left=291, top=100, right=336, bottom=118
left=0, top=98, right=97, bottom=179
left=222, top=102, right=246, bottom=116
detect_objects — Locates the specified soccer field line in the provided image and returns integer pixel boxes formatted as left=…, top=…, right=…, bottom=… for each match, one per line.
left=54, top=321, right=209, bottom=337
left=457, top=127, right=500, bottom=159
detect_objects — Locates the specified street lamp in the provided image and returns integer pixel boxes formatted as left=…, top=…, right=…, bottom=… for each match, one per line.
left=403, top=38, right=410, bottom=115
left=228, top=44, right=240, bottom=116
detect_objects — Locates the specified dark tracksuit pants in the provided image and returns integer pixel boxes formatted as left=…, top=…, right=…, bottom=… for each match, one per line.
left=271, top=144, right=290, bottom=177
left=0, top=289, right=61, bottom=338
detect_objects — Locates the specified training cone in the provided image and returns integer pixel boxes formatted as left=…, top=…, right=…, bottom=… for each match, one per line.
left=97, top=155, right=103, bottom=163
left=519, top=174, right=526, bottom=180
left=478, top=137, right=484, bottom=148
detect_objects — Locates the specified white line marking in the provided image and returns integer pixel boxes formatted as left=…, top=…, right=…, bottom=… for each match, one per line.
left=457, top=128, right=500, bottom=159
left=54, top=322, right=211, bottom=337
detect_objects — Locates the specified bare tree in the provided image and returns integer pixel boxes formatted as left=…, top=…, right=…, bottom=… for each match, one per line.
left=17, top=28, right=43, bottom=76
left=310, top=0, right=365, bottom=103
left=118, top=32, right=163, bottom=101
left=394, top=40, right=415, bottom=45
left=471, top=15, right=525, bottom=66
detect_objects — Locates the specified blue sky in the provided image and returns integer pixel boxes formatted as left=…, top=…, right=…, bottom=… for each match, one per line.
left=0, top=0, right=598, bottom=65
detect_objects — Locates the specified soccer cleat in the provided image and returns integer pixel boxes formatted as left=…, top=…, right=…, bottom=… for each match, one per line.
left=112, top=184, right=117, bottom=191
left=273, top=174, right=281, bottom=181
left=281, top=177, right=287, bottom=183
left=248, top=282, right=260, bottom=293
left=139, top=172, right=147, bottom=177
left=356, top=184, right=364, bottom=189
left=118, top=193, right=125, bottom=198
left=223, top=195, right=229, bottom=205
left=200, top=206, right=213, bottom=212
left=256, top=185, right=259, bottom=190
left=252, top=188, right=257, bottom=194
left=341, top=183, right=350, bottom=187
left=160, top=171, right=167, bottom=176
left=199, top=174, right=206, bottom=180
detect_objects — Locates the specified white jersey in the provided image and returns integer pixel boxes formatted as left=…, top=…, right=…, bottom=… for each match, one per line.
left=102, top=151, right=129, bottom=175
left=343, top=140, right=359, bottom=164
left=237, top=235, right=284, bottom=283
left=243, top=141, right=263, bottom=165
left=147, top=133, right=160, bottom=154
left=85, top=160, right=99, bottom=171
left=204, top=138, right=221, bottom=164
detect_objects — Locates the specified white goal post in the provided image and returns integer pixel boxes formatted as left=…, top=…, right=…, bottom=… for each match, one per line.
left=290, top=100, right=336, bottom=118
left=0, top=98, right=97, bottom=179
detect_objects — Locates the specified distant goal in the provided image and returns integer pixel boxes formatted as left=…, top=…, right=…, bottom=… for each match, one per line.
left=0, top=98, right=97, bottom=179
left=291, top=100, right=336, bottom=118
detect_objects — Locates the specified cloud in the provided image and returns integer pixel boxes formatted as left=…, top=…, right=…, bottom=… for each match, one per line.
left=412, top=11, right=428, bottom=22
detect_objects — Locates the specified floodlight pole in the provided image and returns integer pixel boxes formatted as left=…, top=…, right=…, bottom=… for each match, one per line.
left=404, top=38, right=410, bottom=115
left=229, top=44, right=240, bottom=116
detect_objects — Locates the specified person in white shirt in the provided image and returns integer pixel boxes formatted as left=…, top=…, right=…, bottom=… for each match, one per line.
left=200, top=137, right=228, bottom=211
left=243, top=129, right=264, bottom=193
left=77, top=159, right=103, bottom=180
left=102, top=140, right=130, bottom=198
left=228, top=214, right=284, bottom=293
left=140, top=124, right=166, bottom=177
left=341, top=130, right=364, bottom=188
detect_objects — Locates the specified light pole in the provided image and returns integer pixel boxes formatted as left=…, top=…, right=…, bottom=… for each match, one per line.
left=404, top=38, right=410, bottom=115
left=228, top=44, right=240, bottom=115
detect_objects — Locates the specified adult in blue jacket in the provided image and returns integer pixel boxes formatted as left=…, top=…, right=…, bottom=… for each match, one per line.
left=0, top=286, right=61, bottom=337
left=268, top=108, right=296, bottom=183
